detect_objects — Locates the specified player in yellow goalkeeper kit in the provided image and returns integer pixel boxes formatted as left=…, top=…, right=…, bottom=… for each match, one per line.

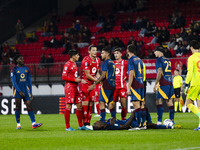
left=185, top=40, right=200, bottom=131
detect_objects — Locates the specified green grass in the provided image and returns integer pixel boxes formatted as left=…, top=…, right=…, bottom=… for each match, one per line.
left=1, top=113, right=200, bottom=150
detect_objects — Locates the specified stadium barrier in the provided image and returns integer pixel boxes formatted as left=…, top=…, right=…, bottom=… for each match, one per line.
left=1, top=94, right=184, bottom=115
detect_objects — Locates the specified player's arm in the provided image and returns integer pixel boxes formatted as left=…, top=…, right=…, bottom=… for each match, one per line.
left=127, top=70, right=134, bottom=95
left=185, top=57, right=193, bottom=93
left=153, top=68, right=163, bottom=93
left=143, top=62, right=146, bottom=82
left=85, top=70, right=97, bottom=82
left=88, top=71, right=106, bottom=91
left=10, top=69, right=24, bottom=97
left=180, top=77, right=183, bottom=95
left=27, top=68, right=32, bottom=95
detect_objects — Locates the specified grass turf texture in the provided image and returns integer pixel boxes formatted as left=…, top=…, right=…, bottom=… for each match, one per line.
left=0, top=113, right=200, bottom=150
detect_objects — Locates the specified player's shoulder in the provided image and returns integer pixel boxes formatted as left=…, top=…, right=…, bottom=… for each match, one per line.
left=11, top=66, right=17, bottom=73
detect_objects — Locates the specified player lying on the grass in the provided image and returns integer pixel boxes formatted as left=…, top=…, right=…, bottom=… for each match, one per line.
left=11, top=55, right=42, bottom=129
left=93, top=108, right=173, bottom=130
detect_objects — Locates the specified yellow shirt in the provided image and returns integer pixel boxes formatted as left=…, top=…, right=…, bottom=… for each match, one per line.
left=173, top=75, right=183, bottom=89
left=143, top=62, right=146, bottom=82
left=186, top=52, right=200, bottom=86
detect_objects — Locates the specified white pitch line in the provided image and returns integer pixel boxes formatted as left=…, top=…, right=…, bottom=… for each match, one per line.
left=173, top=147, right=200, bottom=150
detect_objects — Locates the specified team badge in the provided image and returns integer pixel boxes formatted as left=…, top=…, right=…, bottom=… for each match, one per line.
left=25, top=70, right=27, bottom=72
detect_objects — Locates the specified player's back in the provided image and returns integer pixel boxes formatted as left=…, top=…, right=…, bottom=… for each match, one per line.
left=156, top=56, right=172, bottom=86
left=187, top=53, right=200, bottom=86
left=128, top=56, right=144, bottom=89
left=101, top=59, right=115, bottom=90
left=11, top=66, right=30, bottom=90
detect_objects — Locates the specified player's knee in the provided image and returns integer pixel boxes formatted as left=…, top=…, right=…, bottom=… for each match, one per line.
left=66, top=104, right=72, bottom=109
left=76, top=103, right=82, bottom=109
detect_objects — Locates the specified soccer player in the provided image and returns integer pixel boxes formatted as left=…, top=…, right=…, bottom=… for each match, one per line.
left=184, top=40, right=200, bottom=131
left=11, top=55, right=42, bottom=129
left=153, top=46, right=175, bottom=125
left=88, top=47, right=116, bottom=121
left=127, top=44, right=144, bottom=129
left=93, top=109, right=173, bottom=130
left=62, top=49, right=90, bottom=131
left=173, top=69, right=183, bottom=112
left=113, top=48, right=128, bottom=120
left=80, top=45, right=101, bottom=127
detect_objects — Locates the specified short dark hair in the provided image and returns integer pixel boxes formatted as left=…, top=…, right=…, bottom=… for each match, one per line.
left=154, top=46, right=164, bottom=53
left=102, top=47, right=111, bottom=56
left=175, top=69, right=179, bottom=72
left=88, top=45, right=97, bottom=51
left=127, top=44, right=137, bottom=54
left=14, top=54, right=23, bottom=64
left=190, top=40, right=200, bottom=49
left=68, top=49, right=79, bottom=58
left=114, top=48, right=122, bottom=53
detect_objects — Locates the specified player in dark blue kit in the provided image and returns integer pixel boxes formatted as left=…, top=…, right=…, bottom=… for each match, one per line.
left=127, top=44, right=144, bottom=130
left=153, top=46, right=175, bottom=125
left=88, top=48, right=116, bottom=121
left=11, top=55, right=42, bottom=129
left=92, top=109, right=174, bottom=130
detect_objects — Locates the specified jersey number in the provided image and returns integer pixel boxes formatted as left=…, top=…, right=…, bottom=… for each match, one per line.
left=197, top=60, right=200, bottom=72
left=164, top=61, right=171, bottom=72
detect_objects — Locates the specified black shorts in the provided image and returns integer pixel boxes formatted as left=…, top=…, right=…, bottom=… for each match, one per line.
left=174, top=88, right=181, bottom=98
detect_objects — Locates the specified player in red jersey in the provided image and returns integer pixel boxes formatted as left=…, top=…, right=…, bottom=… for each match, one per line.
left=62, top=49, right=90, bottom=131
left=80, top=45, right=101, bottom=127
left=113, top=48, right=128, bottom=120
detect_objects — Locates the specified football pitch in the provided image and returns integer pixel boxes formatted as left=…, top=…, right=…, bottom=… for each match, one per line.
left=0, top=113, right=200, bottom=150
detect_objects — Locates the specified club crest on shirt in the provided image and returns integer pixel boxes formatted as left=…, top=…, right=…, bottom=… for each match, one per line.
left=25, top=70, right=27, bottom=72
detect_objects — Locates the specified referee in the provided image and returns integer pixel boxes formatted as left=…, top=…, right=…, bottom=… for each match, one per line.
left=173, top=69, right=183, bottom=112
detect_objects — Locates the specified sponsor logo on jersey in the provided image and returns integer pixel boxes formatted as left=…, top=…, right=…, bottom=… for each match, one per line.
left=20, top=73, right=25, bottom=78
left=116, top=68, right=120, bottom=75
left=92, top=67, right=97, bottom=73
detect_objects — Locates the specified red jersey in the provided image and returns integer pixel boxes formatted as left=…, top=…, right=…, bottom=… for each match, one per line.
left=114, top=59, right=128, bottom=89
left=80, top=56, right=101, bottom=85
left=62, top=60, right=78, bottom=87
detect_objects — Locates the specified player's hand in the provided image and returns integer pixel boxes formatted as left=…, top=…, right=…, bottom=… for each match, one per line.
left=75, top=78, right=81, bottom=83
left=184, top=84, right=189, bottom=95
left=19, top=91, right=25, bottom=98
left=153, top=85, right=157, bottom=93
left=88, top=84, right=95, bottom=92
left=81, top=79, right=87, bottom=84
left=31, top=94, right=33, bottom=100
left=127, top=89, right=131, bottom=96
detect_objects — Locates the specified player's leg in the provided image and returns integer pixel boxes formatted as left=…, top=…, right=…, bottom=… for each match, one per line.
left=82, top=85, right=90, bottom=126
left=140, top=101, right=146, bottom=127
left=156, top=98, right=164, bottom=125
left=174, top=98, right=179, bottom=112
left=25, top=100, right=43, bottom=129
left=87, top=90, right=95, bottom=125
left=65, top=103, right=75, bottom=131
left=109, top=101, right=116, bottom=118
left=119, top=89, right=127, bottom=120
left=132, top=101, right=141, bottom=127
left=99, top=101, right=106, bottom=121
left=166, top=98, right=175, bottom=123
left=15, top=98, right=21, bottom=129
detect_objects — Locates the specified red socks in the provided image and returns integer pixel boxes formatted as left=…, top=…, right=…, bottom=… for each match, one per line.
left=82, top=105, right=88, bottom=124
left=96, top=103, right=100, bottom=115
left=64, top=108, right=71, bottom=129
left=121, top=107, right=127, bottom=120
left=76, top=108, right=83, bottom=127
left=87, top=106, right=93, bottom=124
